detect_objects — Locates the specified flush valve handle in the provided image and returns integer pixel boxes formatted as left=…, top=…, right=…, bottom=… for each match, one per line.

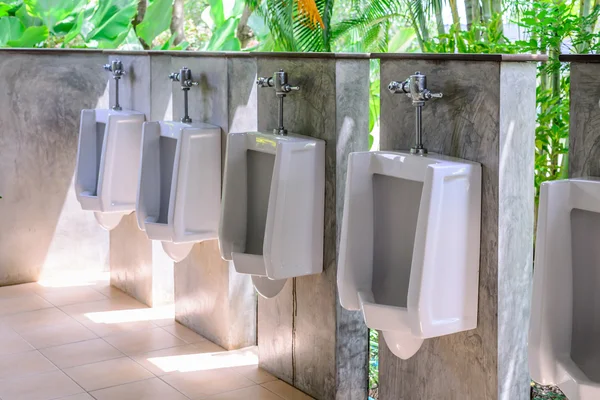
left=256, top=69, right=300, bottom=136
left=103, top=59, right=125, bottom=111
left=169, top=67, right=198, bottom=123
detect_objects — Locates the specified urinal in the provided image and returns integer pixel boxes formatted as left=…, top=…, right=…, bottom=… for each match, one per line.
left=219, top=131, right=325, bottom=298
left=75, top=60, right=145, bottom=230
left=529, top=178, right=600, bottom=400
left=219, top=70, right=325, bottom=298
left=338, top=151, right=481, bottom=359
left=136, top=67, right=221, bottom=262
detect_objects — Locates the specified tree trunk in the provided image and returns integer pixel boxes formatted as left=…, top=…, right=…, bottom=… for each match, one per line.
left=481, top=0, right=492, bottom=23
left=433, top=0, right=445, bottom=36
left=449, top=0, right=461, bottom=28
left=236, top=4, right=254, bottom=49
left=171, top=0, right=185, bottom=45
left=133, top=0, right=150, bottom=49
left=465, top=0, right=474, bottom=30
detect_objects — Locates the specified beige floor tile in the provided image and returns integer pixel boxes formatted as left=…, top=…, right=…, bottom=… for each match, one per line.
left=40, top=338, right=123, bottom=369
left=261, top=381, right=314, bottom=400
left=0, top=350, right=57, bottom=380
left=192, top=340, right=226, bottom=353
left=132, top=344, right=208, bottom=375
left=60, top=297, right=148, bottom=318
left=228, top=365, right=278, bottom=384
left=104, top=327, right=186, bottom=355
left=90, top=377, right=189, bottom=400
left=63, top=357, right=153, bottom=392
left=162, top=323, right=207, bottom=344
left=36, top=286, right=107, bottom=306
left=55, top=394, right=95, bottom=400
left=0, top=294, right=53, bottom=316
left=19, top=318, right=98, bottom=349
left=1, top=307, right=74, bottom=333
left=0, top=326, right=34, bottom=355
left=160, top=369, right=255, bottom=398
left=200, top=385, right=284, bottom=400
left=0, top=370, right=83, bottom=400
left=0, top=283, right=38, bottom=299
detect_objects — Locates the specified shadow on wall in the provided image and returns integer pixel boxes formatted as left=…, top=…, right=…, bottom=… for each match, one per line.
left=0, top=53, right=111, bottom=285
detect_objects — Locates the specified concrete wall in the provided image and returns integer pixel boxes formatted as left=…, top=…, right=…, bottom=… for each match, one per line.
left=0, top=50, right=110, bottom=285
left=568, top=59, right=600, bottom=177
left=172, top=54, right=258, bottom=350
left=108, top=54, right=176, bottom=307
left=255, top=54, right=370, bottom=400
left=377, top=55, right=537, bottom=400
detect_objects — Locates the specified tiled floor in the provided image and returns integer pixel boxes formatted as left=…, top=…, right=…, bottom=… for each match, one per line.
left=0, top=273, right=314, bottom=400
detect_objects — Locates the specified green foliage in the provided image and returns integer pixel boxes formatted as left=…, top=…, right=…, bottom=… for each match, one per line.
left=368, top=329, right=379, bottom=390
left=136, top=0, right=173, bottom=45
left=201, top=0, right=244, bottom=50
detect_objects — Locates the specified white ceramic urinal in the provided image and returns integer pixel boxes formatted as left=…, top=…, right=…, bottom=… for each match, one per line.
left=529, top=178, right=600, bottom=400
left=136, top=121, right=221, bottom=262
left=338, top=151, right=481, bottom=360
left=75, top=108, right=145, bottom=230
left=219, top=131, right=325, bottom=298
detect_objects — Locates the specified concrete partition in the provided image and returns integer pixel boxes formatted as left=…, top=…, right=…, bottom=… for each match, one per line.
left=108, top=53, right=175, bottom=307
left=560, top=55, right=600, bottom=177
left=254, top=53, right=370, bottom=400
left=0, top=49, right=110, bottom=285
left=169, top=52, right=258, bottom=350
left=375, top=53, right=540, bottom=400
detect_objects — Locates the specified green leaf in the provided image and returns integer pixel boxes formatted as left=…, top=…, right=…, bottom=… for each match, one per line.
left=84, top=0, right=136, bottom=46
left=0, top=16, right=23, bottom=46
left=135, top=0, right=172, bottom=46
left=209, top=0, right=225, bottom=27
left=204, top=17, right=241, bottom=50
left=6, top=24, right=47, bottom=46
left=24, top=0, right=85, bottom=34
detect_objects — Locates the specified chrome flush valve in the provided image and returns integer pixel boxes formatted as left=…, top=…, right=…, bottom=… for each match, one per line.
left=388, top=71, right=443, bottom=155
left=257, top=69, right=300, bottom=135
left=103, top=59, right=126, bottom=111
left=169, top=67, right=198, bottom=123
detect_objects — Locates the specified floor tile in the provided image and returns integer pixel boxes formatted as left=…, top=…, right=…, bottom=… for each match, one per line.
left=36, top=286, right=107, bottom=306
left=90, top=377, right=189, bottom=400
left=0, top=350, right=57, bottom=380
left=1, top=307, right=74, bottom=333
left=0, top=326, right=34, bottom=355
left=261, top=381, right=314, bottom=400
left=55, top=394, right=94, bottom=400
left=103, top=327, right=186, bottom=355
left=63, top=357, right=153, bottom=392
left=228, top=365, right=278, bottom=384
left=200, top=385, right=284, bottom=400
left=160, top=369, right=255, bottom=398
left=192, top=340, right=226, bottom=353
left=161, top=323, right=207, bottom=344
left=40, top=338, right=123, bottom=369
left=0, top=370, right=84, bottom=400
left=19, top=318, right=98, bottom=349
left=0, top=283, right=38, bottom=299
left=0, top=294, right=53, bottom=316
left=132, top=344, right=208, bottom=375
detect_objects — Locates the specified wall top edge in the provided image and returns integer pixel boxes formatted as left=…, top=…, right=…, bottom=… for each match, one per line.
left=559, top=54, right=600, bottom=62
left=0, top=48, right=547, bottom=62
left=374, top=53, right=548, bottom=62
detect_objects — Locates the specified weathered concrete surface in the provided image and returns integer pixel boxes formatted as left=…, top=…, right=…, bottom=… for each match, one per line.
left=171, top=55, right=257, bottom=350
left=108, top=54, right=175, bottom=307
left=378, top=59, right=536, bottom=400
left=0, top=52, right=110, bottom=285
left=256, top=56, right=370, bottom=400
left=569, top=62, right=600, bottom=177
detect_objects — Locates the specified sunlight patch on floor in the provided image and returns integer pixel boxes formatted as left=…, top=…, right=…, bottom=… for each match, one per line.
left=84, top=305, right=175, bottom=324
left=147, top=347, right=259, bottom=373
